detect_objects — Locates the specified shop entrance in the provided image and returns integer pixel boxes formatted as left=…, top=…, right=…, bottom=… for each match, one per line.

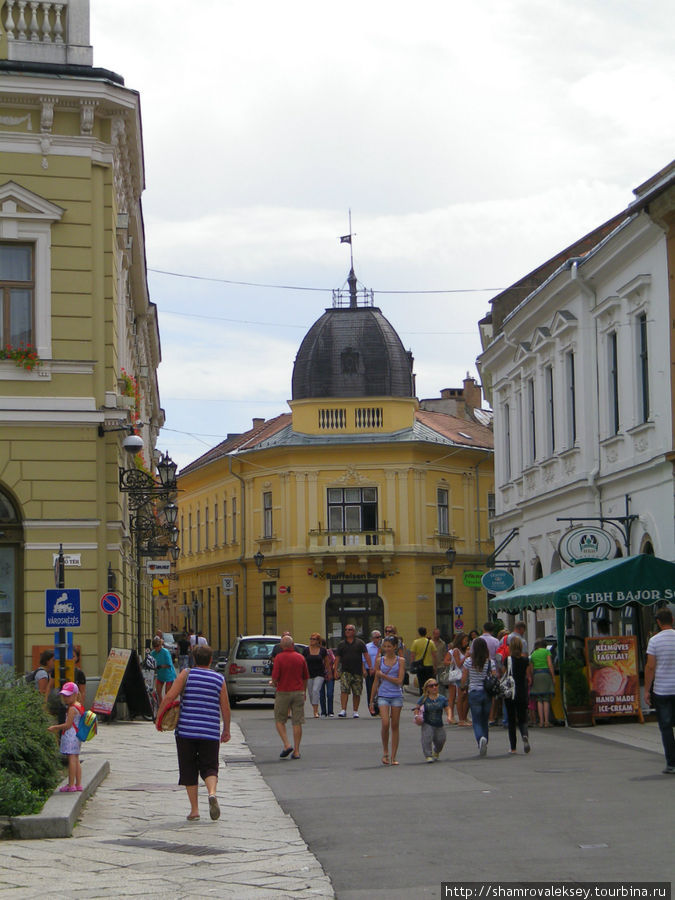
left=325, top=580, right=384, bottom=648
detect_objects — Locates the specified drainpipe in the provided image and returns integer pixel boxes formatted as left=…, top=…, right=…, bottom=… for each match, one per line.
left=229, top=453, right=248, bottom=634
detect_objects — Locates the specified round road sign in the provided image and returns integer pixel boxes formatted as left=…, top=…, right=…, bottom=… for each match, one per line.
left=455, top=619, right=464, bottom=630
left=100, top=591, right=121, bottom=615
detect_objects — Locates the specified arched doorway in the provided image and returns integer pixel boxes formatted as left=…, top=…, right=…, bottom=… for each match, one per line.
left=325, top=579, right=384, bottom=647
left=0, top=487, right=23, bottom=668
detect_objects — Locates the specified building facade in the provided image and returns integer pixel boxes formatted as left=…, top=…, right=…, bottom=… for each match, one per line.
left=477, top=161, right=675, bottom=642
left=172, top=277, right=494, bottom=651
left=0, top=1, right=164, bottom=675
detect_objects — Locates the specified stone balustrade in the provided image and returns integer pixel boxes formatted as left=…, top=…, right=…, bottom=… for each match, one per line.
left=4, top=1, right=66, bottom=44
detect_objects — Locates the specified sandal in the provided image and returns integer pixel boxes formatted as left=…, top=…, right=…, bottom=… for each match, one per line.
left=390, top=759, right=400, bottom=765
left=187, top=813, right=200, bottom=821
left=59, top=785, right=76, bottom=793
left=381, top=755, right=390, bottom=765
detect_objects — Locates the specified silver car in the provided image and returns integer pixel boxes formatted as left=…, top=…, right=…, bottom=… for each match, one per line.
left=225, top=635, right=308, bottom=706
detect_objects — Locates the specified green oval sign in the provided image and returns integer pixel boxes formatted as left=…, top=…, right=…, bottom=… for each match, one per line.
left=462, top=570, right=484, bottom=588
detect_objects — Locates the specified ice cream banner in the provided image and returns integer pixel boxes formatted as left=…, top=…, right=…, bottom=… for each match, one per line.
left=92, top=647, right=132, bottom=715
left=586, top=635, right=640, bottom=719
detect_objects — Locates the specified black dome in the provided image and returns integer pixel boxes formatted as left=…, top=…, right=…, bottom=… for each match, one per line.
left=292, top=306, right=415, bottom=400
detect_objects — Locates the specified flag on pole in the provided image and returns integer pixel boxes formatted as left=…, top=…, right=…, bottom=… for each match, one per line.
left=340, top=234, right=352, bottom=244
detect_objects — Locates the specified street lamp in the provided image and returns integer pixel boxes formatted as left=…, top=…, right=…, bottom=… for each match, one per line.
left=431, top=546, right=457, bottom=575
left=253, top=550, right=280, bottom=578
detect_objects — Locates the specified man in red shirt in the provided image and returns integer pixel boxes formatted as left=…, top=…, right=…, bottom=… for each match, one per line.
left=271, top=635, right=309, bottom=759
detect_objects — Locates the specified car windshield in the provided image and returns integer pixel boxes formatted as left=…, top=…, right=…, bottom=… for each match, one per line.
left=236, top=640, right=278, bottom=660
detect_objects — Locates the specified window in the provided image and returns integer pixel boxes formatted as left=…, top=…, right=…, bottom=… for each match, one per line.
left=528, top=378, right=536, bottom=463
left=608, top=332, right=619, bottom=435
left=214, top=502, right=218, bottom=546
left=504, top=403, right=511, bottom=480
left=545, top=365, right=555, bottom=456
left=437, top=487, right=449, bottom=534
left=435, top=579, right=454, bottom=641
left=327, top=487, right=378, bottom=535
left=223, top=499, right=227, bottom=544
left=487, top=492, right=496, bottom=539
left=232, top=497, right=237, bottom=544
left=196, top=509, right=201, bottom=553
left=188, top=513, right=193, bottom=554
left=181, top=515, right=185, bottom=554
left=637, top=313, right=649, bottom=423
left=263, top=491, right=273, bottom=539
left=0, top=243, right=33, bottom=347
left=566, top=351, right=576, bottom=447
left=205, top=506, right=210, bottom=550
left=263, top=582, right=277, bottom=634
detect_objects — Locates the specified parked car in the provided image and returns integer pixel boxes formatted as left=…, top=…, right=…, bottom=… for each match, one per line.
left=224, top=635, right=307, bottom=705
left=213, top=654, right=228, bottom=673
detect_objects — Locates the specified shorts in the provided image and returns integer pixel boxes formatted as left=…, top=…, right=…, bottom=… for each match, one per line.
left=340, top=671, right=364, bottom=696
left=377, top=695, right=403, bottom=708
left=175, top=735, right=220, bottom=785
left=274, top=691, right=305, bottom=725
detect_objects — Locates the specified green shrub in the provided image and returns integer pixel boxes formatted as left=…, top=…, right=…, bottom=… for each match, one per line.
left=0, top=769, right=43, bottom=816
left=0, top=665, right=61, bottom=801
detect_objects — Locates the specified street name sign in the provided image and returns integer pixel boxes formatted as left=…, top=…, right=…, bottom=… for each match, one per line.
left=45, top=589, right=81, bottom=628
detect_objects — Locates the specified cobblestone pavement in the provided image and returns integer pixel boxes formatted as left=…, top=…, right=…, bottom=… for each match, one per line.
left=0, top=720, right=334, bottom=899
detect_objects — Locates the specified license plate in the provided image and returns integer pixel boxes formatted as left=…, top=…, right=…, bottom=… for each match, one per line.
left=251, top=666, right=266, bottom=673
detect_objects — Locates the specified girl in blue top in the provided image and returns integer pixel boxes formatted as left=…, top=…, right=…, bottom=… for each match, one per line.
left=151, top=636, right=177, bottom=702
left=369, top=636, right=405, bottom=765
left=415, top=678, right=449, bottom=762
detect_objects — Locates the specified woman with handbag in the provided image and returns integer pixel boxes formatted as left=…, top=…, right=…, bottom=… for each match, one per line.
left=443, top=632, right=470, bottom=725
left=156, top=643, right=231, bottom=821
left=503, top=636, right=531, bottom=754
left=460, top=637, right=493, bottom=757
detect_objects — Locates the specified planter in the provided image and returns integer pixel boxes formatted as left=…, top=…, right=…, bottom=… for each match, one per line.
left=566, top=705, right=593, bottom=727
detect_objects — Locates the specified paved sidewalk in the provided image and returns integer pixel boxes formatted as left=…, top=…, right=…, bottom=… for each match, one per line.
left=0, top=721, right=334, bottom=899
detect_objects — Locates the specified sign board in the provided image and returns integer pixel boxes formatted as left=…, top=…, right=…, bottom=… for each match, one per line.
left=222, top=576, right=235, bottom=595
left=481, top=569, right=515, bottom=593
left=455, top=619, right=464, bottom=630
left=152, top=578, right=169, bottom=597
left=52, top=553, right=81, bottom=568
left=586, top=635, right=641, bottom=720
left=462, top=571, right=484, bottom=589
left=45, top=589, right=81, bottom=628
left=100, top=592, right=121, bottom=615
left=454, top=606, right=463, bottom=616
left=279, top=585, right=288, bottom=594
left=558, top=526, right=615, bottom=566
left=146, top=560, right=171, bottom=575
left=92, top=648, right=152, bottom=718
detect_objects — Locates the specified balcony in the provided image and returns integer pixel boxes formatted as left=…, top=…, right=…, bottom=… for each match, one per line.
left=308, top=528, right=395, bottom=555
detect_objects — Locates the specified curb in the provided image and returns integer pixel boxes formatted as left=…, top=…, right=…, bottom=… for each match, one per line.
left=10, top=758, right=110, bottom=839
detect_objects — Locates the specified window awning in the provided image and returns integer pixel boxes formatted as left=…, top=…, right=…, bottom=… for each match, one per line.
left=489, top=554, right=675, bottom=615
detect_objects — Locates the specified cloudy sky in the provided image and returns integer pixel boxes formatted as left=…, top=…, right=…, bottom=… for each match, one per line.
left=91, top=0, right=675, bottom=470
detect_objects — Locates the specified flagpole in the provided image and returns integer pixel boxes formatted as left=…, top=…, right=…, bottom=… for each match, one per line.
left=348, top=208, right=354, bottom=270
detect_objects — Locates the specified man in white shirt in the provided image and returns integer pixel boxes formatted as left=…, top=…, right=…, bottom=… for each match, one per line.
left=644, top=607, right=675, bottom=774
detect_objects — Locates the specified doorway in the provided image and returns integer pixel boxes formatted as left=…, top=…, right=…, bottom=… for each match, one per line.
left=325, top=580, right=384, bottom=648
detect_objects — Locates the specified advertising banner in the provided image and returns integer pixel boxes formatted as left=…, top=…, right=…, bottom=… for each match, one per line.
left=586, top=635, right=641, bottom=720
left=92, top=647, right=132, bottom=714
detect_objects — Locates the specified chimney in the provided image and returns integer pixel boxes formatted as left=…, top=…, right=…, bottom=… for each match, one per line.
left=462, top=374, right=482, bottom=411
left=252, top=418, right=265, bottom=430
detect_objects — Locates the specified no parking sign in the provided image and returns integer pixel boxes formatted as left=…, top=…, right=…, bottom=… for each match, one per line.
left=100, top=592, right=121, bottom=615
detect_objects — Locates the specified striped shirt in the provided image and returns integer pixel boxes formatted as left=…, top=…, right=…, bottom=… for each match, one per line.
left=176, top=667, right=224, bottom=741
left=647, top=628, right=675, bottom=696
left=463, top=658, right=491, bottom=692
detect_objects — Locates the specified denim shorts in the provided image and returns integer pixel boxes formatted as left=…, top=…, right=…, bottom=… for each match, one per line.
left=377, top=695, right=403, bottom=708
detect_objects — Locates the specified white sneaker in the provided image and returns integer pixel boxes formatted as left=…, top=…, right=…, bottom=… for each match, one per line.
left=432, top=751, right=440, bottom=759
left=479, top=736, right=487, bottom=757
left=338, top=710, right=346, bottom=717
left=353, top=712, right=359, bottom=718
left=425, top=756, right=435, bottom=763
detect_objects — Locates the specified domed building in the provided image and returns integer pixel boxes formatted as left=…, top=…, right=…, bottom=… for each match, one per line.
left=172, top=271, right=494, bottom=653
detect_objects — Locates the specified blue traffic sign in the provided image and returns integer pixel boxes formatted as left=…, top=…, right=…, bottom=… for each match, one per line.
left=454, top=606, right=463, bottom=616
left=100, top=592, right=121, bottom=615
left=45, top=589, right=81, bottom=628
left=481, top=569, right=515, bottom=593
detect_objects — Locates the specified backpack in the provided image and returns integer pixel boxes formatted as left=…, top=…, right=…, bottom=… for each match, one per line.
left=24, top=666, right=46, bottom=686
left=74, top=709, right=98, bottom=742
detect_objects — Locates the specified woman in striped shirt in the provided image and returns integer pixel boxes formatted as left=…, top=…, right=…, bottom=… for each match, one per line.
left=157, top=643, right=231, bottom=821
left=460, top=637, right=493, bottom=758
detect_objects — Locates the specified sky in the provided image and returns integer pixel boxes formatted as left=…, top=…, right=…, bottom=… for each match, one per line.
left=91, top=0, right=675, bottom=471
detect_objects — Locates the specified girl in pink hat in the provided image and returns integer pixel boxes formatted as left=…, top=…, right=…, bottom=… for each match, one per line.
left=47, top=682, right=84, bottom=792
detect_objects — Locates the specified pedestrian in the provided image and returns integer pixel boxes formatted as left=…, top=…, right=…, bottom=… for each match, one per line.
left=270, top=631, right=292, bottom=662
left=319, top=639, right=336, bottom=717
left=503, top=636, right=531, bottom=754
left=157, top=644, right=231, bottom=821
left=272, top=635, right=309, bottom=759
left=528, top=639, right=555, bottom=727
left=334, top=624, right=368, bottom=718
left=507, top=621, right=528, bottom=654
left=177, top=631, right=189, bottom=671
left=468, top=629, right=480, bottom=643
left=415, top=677, right=449, bottom=762
left=151, top=635, right=177, bottom=702
left=460, top=637, right=493, bottom=757
left=365, top=630, right=382, bottom=716
left=34, top=649, right=53, bottom=700
left=430, top=628, right=447, bottom=686
left=410, top=626, right=437, bottom=691
left=445, top=632, right=470, bottom=726
left=73, top=647, right=87, bottom=708
left=643, top=607, right=675, bottom=775
left=368, top=636, right=405, bottom=765
left=189, top=630, right=207, bottom=668
left=47, top=682, right=83, bottom=792
left=302, top=632, right=327, bottom=718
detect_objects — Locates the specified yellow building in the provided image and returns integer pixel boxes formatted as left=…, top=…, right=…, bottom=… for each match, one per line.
left=173, top=275, right=494, bottom=651
left=0, top=1, right=164, bottom=675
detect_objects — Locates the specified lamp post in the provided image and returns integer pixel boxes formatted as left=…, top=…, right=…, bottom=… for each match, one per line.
left=119, top=451, right=179, bottom=652
left=431, top=546, right=457, bottom=575
left=253, top=550, right=280, bottom=578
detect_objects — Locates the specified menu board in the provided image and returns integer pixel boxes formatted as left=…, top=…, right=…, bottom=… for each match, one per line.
left=92, top=647, right=132, bottom=714
left=586, top=635, right=642, bottom=721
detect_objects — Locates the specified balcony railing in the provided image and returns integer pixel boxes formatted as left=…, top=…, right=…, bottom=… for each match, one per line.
left=308, top=528, right=394, bottom=554
left=3, top=0, right=93, bottom=66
